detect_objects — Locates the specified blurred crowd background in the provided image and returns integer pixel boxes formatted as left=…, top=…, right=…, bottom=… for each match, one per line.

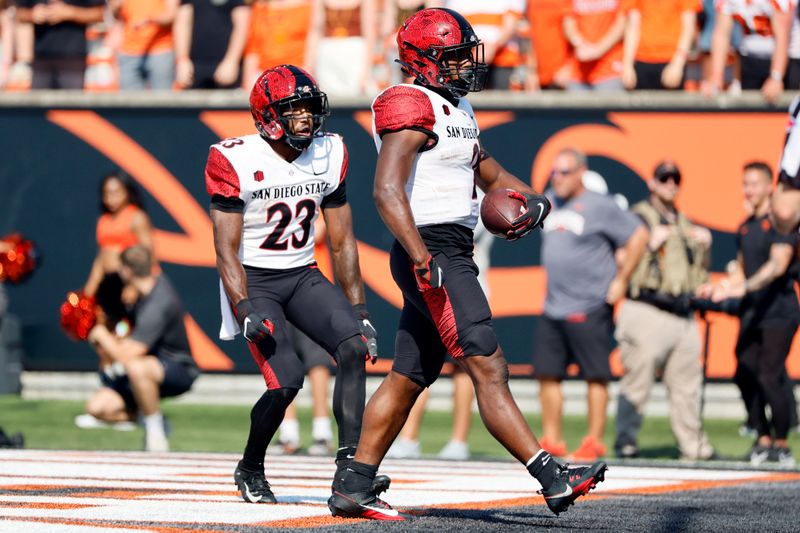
left=0, top=0, right=798, bottom=101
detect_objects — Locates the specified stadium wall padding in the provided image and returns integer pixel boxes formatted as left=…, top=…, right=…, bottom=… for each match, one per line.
left=2, top=101, right=798, bottom=379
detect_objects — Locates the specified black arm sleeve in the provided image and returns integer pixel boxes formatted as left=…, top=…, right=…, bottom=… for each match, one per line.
left=321, top=180, right=347, bottom=209
left=210, top=194, right=245, bottom=213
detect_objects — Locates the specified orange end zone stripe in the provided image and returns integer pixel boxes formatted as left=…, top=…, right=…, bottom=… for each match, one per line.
left=0, top=501, right=97, bottom=510
left=2, top=517, right=229, bottom=533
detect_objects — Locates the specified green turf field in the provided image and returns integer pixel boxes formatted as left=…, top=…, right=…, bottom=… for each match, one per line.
left=1, top=395, right=797, bottom=460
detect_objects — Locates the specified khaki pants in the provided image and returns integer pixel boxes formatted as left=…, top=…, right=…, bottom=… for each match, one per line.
left=615, top=300, right=714, bottom=459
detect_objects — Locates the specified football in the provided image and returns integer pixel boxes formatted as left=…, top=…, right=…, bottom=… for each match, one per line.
left=480, top=189, right=527, bottom=236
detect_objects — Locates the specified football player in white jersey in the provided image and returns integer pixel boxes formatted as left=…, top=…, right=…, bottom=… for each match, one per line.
left=773, top=96, right=800, bottom=234
left=329, top=8, right=607, bottom=521
left=206, top=65, right=387, bottom=504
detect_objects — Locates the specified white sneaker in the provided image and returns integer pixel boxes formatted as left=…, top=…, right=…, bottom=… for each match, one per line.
left=307, top=439, right=333, bottom=456
left=437, top=440, right=470, bottom=460
left=145, top=430, right=170, bottom=453
left=74, top=414, right=136, bottom=431
left=385, top=438, right=421, bottom=459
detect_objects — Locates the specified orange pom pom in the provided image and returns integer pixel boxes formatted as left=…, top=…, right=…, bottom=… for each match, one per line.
left=60, top=291, right=98, bottom=341
left=0, top=233, right=39, bottom=284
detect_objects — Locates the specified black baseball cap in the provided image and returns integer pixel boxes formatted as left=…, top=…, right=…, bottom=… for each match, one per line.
left=654, top=160, right=681, bottom=184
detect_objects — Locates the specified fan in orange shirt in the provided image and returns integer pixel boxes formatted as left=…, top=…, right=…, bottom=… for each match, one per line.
left=621, top=0, right=699, bottom=90
left=526, top=0, right=572, bottom=90
left=563, top=0, right=634, bottom=90
left=242, top=0, right=313, bottom=89
left=110, top=0, right=180, bottom=90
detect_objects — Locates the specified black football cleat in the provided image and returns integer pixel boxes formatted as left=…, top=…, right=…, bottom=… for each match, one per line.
left=328, top=488, right=407, bottom=521
left=234, top=461, right=277, bottom=504
left=539, top=461, right=607, bottom=515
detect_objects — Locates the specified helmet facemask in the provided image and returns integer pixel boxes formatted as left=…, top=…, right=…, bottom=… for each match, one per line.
left=267, top=90, right=330, bottom=151
left=434, top=41, right=488, bottom=97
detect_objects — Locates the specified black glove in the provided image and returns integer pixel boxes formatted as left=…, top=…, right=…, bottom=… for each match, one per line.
left=354, top=304, right=378, bottom=364
left=506, top=191, right=551, bottom=241
left=235, top=298, right=275, bottom=344
left=414, top=254, right=444, bottom=290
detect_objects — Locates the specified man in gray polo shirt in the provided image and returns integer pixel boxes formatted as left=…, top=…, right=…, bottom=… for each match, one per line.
left=535, top=147, right=648, bottom=461
left=83, top=246, right=199, bottom=452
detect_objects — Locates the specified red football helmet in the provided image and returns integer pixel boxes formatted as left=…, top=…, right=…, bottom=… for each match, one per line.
left=249, top=65, right=330, bottom=150
left=396, top=8, right=488, bottom=97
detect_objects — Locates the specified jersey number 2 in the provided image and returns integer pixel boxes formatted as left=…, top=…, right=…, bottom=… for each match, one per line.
left=260, top=199, right=316, bottom=250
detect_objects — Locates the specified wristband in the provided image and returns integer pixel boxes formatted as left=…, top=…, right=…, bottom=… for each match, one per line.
left=770, top=69, right=783, bottom=81
left=353, top=303, right=370, bottom=320
left=234, top=298, right=254, bottom=325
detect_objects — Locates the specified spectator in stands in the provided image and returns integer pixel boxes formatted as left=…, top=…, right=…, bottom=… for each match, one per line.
left=442, top=0, right=526, bottom=90
left=274, top=324, right=336, bottom=455
left=173, top=0, right=249, bottom=89
left=621, top=0, right=697, bottom=90
left=700, top=162, right=798, bottom=467
left=241, top=0, right=312, bottom=90
left=685, top=0, right=743, bottom=93
left=84, top=170, right=154, bottom=330
left=535, top=147, right=648, bottom=461
left=704, top=0, right=793, bottom=103
left=525, top=0, right=572, bottom=91
left=81, top=246, right=199, bottom=452
left=787, top=13, right=800, bottom=89
left=14, top=0, right=104, bottom=89
left=4, top=6, right=34, bottom=91
left=306, top=0, right=377, bottom=96
left=614, top=160, right=716, bottom=461
left=562, top=0, right=631, bottom=91
left=110, top=0, right=179, bottom=90
left=0, top=0, right=11, bottom=88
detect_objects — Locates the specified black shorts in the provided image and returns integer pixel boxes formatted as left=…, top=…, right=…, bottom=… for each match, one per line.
left=533, top=305, right=614, bottom=381
left=634, top=61, right=684, bottom=90
left=244, top=264, right=361, bottom=390
left=100, top=357, right=196, bottom=412
left=389, top=237, right=498, bottom=388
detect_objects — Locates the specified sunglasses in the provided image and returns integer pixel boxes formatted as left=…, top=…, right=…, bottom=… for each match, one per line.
left=656, top=172, right=681, bottom=185
left=552, top=167, right=579, bottom=177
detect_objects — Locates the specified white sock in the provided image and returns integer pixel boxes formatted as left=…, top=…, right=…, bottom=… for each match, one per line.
left=279, top=418, right=300, bottom=445
left=312, top=416, right=332, bottom=442
left=526, top=448, right=546, bottom=467
left=143, top=412, right=165, bottom=438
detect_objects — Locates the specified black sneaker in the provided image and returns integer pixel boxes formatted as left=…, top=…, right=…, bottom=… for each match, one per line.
left=234, top=462, right=277, bottom=504
left=331, top=449, right=391, bottom=496
left=747, top=443, right=771, bottom=466
left=768, top=446, right=796, bottom=468
left=539, top=461, right=607, bottom=515
left=331, top=468, right=391, bottom=495
left=328, top=488, right=407, bottom=521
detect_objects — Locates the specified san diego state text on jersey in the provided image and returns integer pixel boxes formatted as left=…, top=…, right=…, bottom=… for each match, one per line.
left=205, top=133, right=348, bottom=270
left=250, top=181, right=332, bottom=200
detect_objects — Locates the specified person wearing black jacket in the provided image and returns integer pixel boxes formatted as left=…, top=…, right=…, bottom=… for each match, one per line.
left=699, top=161, right=798, bottom=467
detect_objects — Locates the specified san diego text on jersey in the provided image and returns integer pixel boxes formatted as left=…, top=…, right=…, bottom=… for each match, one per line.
left=251, top=180, right=331, bottom=200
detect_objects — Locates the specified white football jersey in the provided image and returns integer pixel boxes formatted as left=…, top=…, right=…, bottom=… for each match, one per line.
left=717, top=0, right=793, bottom=58
left=205, top=133, right=348, bottom=270
left=372, top=84, right=480, bottom=229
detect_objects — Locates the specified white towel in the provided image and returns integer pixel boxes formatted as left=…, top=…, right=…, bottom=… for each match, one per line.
left=218, top=279, right=241, bottom=341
